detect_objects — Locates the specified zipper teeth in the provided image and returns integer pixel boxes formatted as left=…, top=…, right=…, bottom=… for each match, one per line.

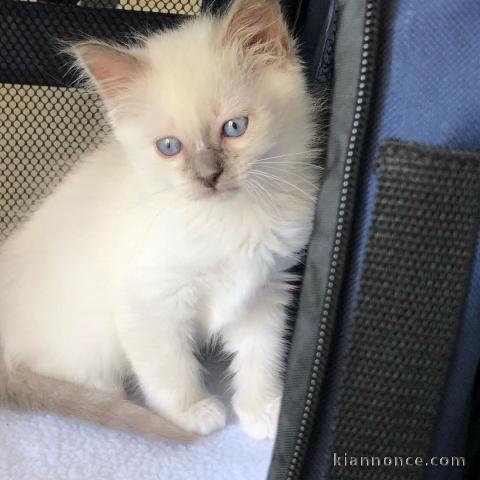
left=286, top=1, right=378, bottom=479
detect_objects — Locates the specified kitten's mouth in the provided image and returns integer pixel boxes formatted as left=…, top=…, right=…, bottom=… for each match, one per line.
left=197, top=183, right=240, bottom=199
left=209, top=186, right=239, bottom=196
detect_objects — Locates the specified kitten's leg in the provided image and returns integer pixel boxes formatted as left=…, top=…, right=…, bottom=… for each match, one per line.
left=117, top=295, right=226, bottom=436
left=223, top=285, right=288, bottom=440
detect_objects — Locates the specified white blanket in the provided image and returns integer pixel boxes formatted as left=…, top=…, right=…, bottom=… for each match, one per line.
left=0, top=409, right=273, bottom=480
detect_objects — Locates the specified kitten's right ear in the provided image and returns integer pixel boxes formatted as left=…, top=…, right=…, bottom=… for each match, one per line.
left=70, top=40, right=145, bottom=107
left=221, top=0, right=293, bottom=60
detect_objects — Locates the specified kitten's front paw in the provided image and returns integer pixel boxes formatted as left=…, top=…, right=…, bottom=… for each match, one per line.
left=234, top=395, right=281, bottom=440
left=180, top=397, right=227, bottom=436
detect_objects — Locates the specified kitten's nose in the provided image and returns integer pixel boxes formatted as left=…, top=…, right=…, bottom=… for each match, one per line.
left=193, top=149, right=224, bottom=189
left=198, top=168, right=223, bottom=189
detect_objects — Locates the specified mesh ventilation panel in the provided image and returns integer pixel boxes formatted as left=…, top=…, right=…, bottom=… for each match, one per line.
left=0, top=86, right=108, bottom=240
left=0, top=0, right=201, bottom=240
left=19, top=0, right=202, bottom=15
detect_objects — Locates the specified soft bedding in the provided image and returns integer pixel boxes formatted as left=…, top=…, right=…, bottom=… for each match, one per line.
left=0, top=410, right=273, bottom=480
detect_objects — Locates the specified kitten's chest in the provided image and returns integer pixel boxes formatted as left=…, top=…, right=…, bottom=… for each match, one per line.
left=199, top=252, right=270, bottom=333
left=128, top=201, right=305, bottom=331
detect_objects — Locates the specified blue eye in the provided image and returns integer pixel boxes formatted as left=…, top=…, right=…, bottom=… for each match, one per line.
left=222, top=116, right=249, bottom=138
left=156, top=137, right=182, bottom=156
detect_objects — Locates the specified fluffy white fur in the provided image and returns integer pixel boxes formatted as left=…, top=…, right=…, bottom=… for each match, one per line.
left=0, top=0, right=318, bottom=440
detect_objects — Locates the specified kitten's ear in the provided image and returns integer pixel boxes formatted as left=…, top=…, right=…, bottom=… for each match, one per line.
left=70, top=40, right=145, bottom=106
left=221, top=0, right=293, bottom=60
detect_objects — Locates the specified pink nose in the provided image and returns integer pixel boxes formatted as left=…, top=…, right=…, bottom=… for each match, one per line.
left=197, top=168, right=223, bottom=189
left=193, top=149, right=224, bottom=189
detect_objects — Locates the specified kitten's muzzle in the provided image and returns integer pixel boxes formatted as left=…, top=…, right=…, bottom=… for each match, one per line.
left=193, top=149, right=225, bottom=189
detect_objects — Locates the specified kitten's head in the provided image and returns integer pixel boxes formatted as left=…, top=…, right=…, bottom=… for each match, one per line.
left=72, top=0, right=316, bottom=202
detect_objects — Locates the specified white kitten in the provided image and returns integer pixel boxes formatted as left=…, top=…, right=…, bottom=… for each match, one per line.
left=0, top=0, right=318, bottom=441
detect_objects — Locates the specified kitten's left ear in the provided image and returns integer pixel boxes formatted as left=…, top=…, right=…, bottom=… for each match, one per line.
left=221, top=0, right=294, bottom=60
left=70, top=40, right=145, bottom=107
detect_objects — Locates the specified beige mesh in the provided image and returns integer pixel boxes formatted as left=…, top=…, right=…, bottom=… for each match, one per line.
left=0, top=1, right=202, bottom=241
left=18, top=0, right=202, bottom=15
left=118, top=0, right=201, bottom=14
left=0, top=85, right=108, bottom=241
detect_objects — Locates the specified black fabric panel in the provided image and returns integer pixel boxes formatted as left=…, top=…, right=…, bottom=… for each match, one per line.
left=326, top=141, right=480, bottom=480
left=0, top=1, right=182, bottom=87
left=300, top=0, right=336, bottom=82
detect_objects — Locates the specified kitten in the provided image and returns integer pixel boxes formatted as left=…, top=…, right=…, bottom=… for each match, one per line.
left=0, top=0, right=318, bottom=441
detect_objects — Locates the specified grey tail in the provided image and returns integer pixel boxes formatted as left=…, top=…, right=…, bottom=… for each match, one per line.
left=0, top=357, right=197, bottom=443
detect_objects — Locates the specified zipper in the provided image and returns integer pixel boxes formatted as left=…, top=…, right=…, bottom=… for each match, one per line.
left=285, top=1, right=380, bottom=478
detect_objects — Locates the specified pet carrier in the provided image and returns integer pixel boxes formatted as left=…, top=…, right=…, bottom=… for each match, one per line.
left=0, top=1, right=479, bottom=480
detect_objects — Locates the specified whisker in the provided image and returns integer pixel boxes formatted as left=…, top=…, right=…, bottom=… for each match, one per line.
left=278, top=171, right=320, bottom=192
left=245, top=180, right=266, bottom=211
left=248, top=178, right=284, bottom=222
left=255, top=165, right=322, bottom=191
left=247, top=178, right=268, bottom=207
left=250, top=170, right=317, bottom=200
left=255, top=161, right=324, bottom=170
left=255, top=149, right=322, bottom=163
